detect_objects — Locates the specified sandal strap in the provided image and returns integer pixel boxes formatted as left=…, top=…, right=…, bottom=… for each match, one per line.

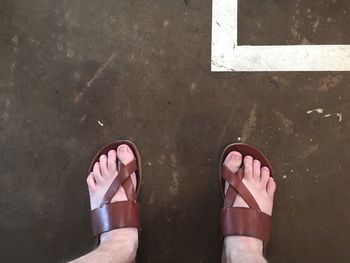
left=223, top=168, right=243, bottom=207
left=91, top=200, right=141, bottom=237
left=222, top=164, right=261, bottom=212
left=220, top=207, right=271, bottom=241
left=101, top=159, right=137, bottom=205
left=221, top=164, right=271, bottom=242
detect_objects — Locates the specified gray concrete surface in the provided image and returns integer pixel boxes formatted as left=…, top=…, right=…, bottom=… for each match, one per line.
left=1, top=0, right=350, bottom=262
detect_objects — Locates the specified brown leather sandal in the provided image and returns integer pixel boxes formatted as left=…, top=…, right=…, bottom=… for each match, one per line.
left=88, top=140, right=142, bottom=241
left=219, top=143, right=274, bottom=254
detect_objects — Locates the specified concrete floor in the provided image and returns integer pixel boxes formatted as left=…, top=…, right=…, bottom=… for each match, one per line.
left=1, top=0, right=350, bottom=262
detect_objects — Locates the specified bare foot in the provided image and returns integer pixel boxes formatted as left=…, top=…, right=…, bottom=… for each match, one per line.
left=86, top=144, right=138, bottom=249
left=223, top=151, right=276, bottom=256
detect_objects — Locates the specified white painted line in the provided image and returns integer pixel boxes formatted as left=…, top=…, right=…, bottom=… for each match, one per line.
left=232, top=45, right=350, bottom=71
left=211, top=0, right=237, bottom=70
left=211, top=0, right=350, bottom=72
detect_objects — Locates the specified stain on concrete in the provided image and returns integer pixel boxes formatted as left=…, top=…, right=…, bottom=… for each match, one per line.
left=319, top=74, right=342, bottom=92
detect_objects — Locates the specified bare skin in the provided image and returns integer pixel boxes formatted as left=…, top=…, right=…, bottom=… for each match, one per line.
left=71, top=144, right=138, bottom=263
left=70, top=145, right=276, bottom=263
left=222, top=151, right=276, bottom=263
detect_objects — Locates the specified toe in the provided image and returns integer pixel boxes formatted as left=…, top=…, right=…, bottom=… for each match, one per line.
left=107, top=150, right=117, bottom=172
left=117, top=144, right=135, bottom=166
left=224, top=151, right=242, bottom=174
left=243, top=155, right=253, bottom=180
left=267, top=177, right=277, bottom=198
left=260, top=166, right=270, bottom=187
left=87, top=173, right=96, bottom=192
left=93, top=162, right=103, bottom=182
left=253, top=159, right=261, bottom=180
left=99, top=154, right=108, bottom=176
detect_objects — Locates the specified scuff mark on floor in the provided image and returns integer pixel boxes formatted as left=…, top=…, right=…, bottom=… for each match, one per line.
left=2, top=98, right=10, bottom=121
left=273, top=109, right=294, bottom=135
left=241, top=103, right=257, bottom=142
left=313, top=17, right=320, bottom=33
left=299, top=144, right=319, bottom=159
left=148, top=191, right=155, bottom=205
left=75, top=52, right=118, bottom=102
left=169, top=171, right=179, bottom=195
left=170, top=153, right=177, bottom=168
left=216, top=107, right=236, bottom=146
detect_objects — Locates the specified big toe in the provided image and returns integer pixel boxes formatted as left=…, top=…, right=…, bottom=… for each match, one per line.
left=117, top=144, right=135, bottom=165
left=224, top=151, right=242, bottom=173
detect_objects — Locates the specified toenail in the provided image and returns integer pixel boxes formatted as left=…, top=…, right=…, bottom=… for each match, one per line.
left=245, top=156, right=252, bottom=161
left=231, top=152, right=240, bottom=159
left=118, top=145, right=127, bottom=152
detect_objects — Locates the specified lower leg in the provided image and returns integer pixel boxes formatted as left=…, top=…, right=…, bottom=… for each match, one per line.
left=70, top=145, right=140, bottom=263
left=221, top=151, right=276, bottom=263
left=70, top=229, right=138, bottom=263
left=222, top=236, right=267, bottom=263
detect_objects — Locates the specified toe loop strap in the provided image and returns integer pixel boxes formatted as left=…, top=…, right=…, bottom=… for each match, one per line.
left=220, top=207, right=272, bottom=241
left=91, top=200, right=141, bottom=237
